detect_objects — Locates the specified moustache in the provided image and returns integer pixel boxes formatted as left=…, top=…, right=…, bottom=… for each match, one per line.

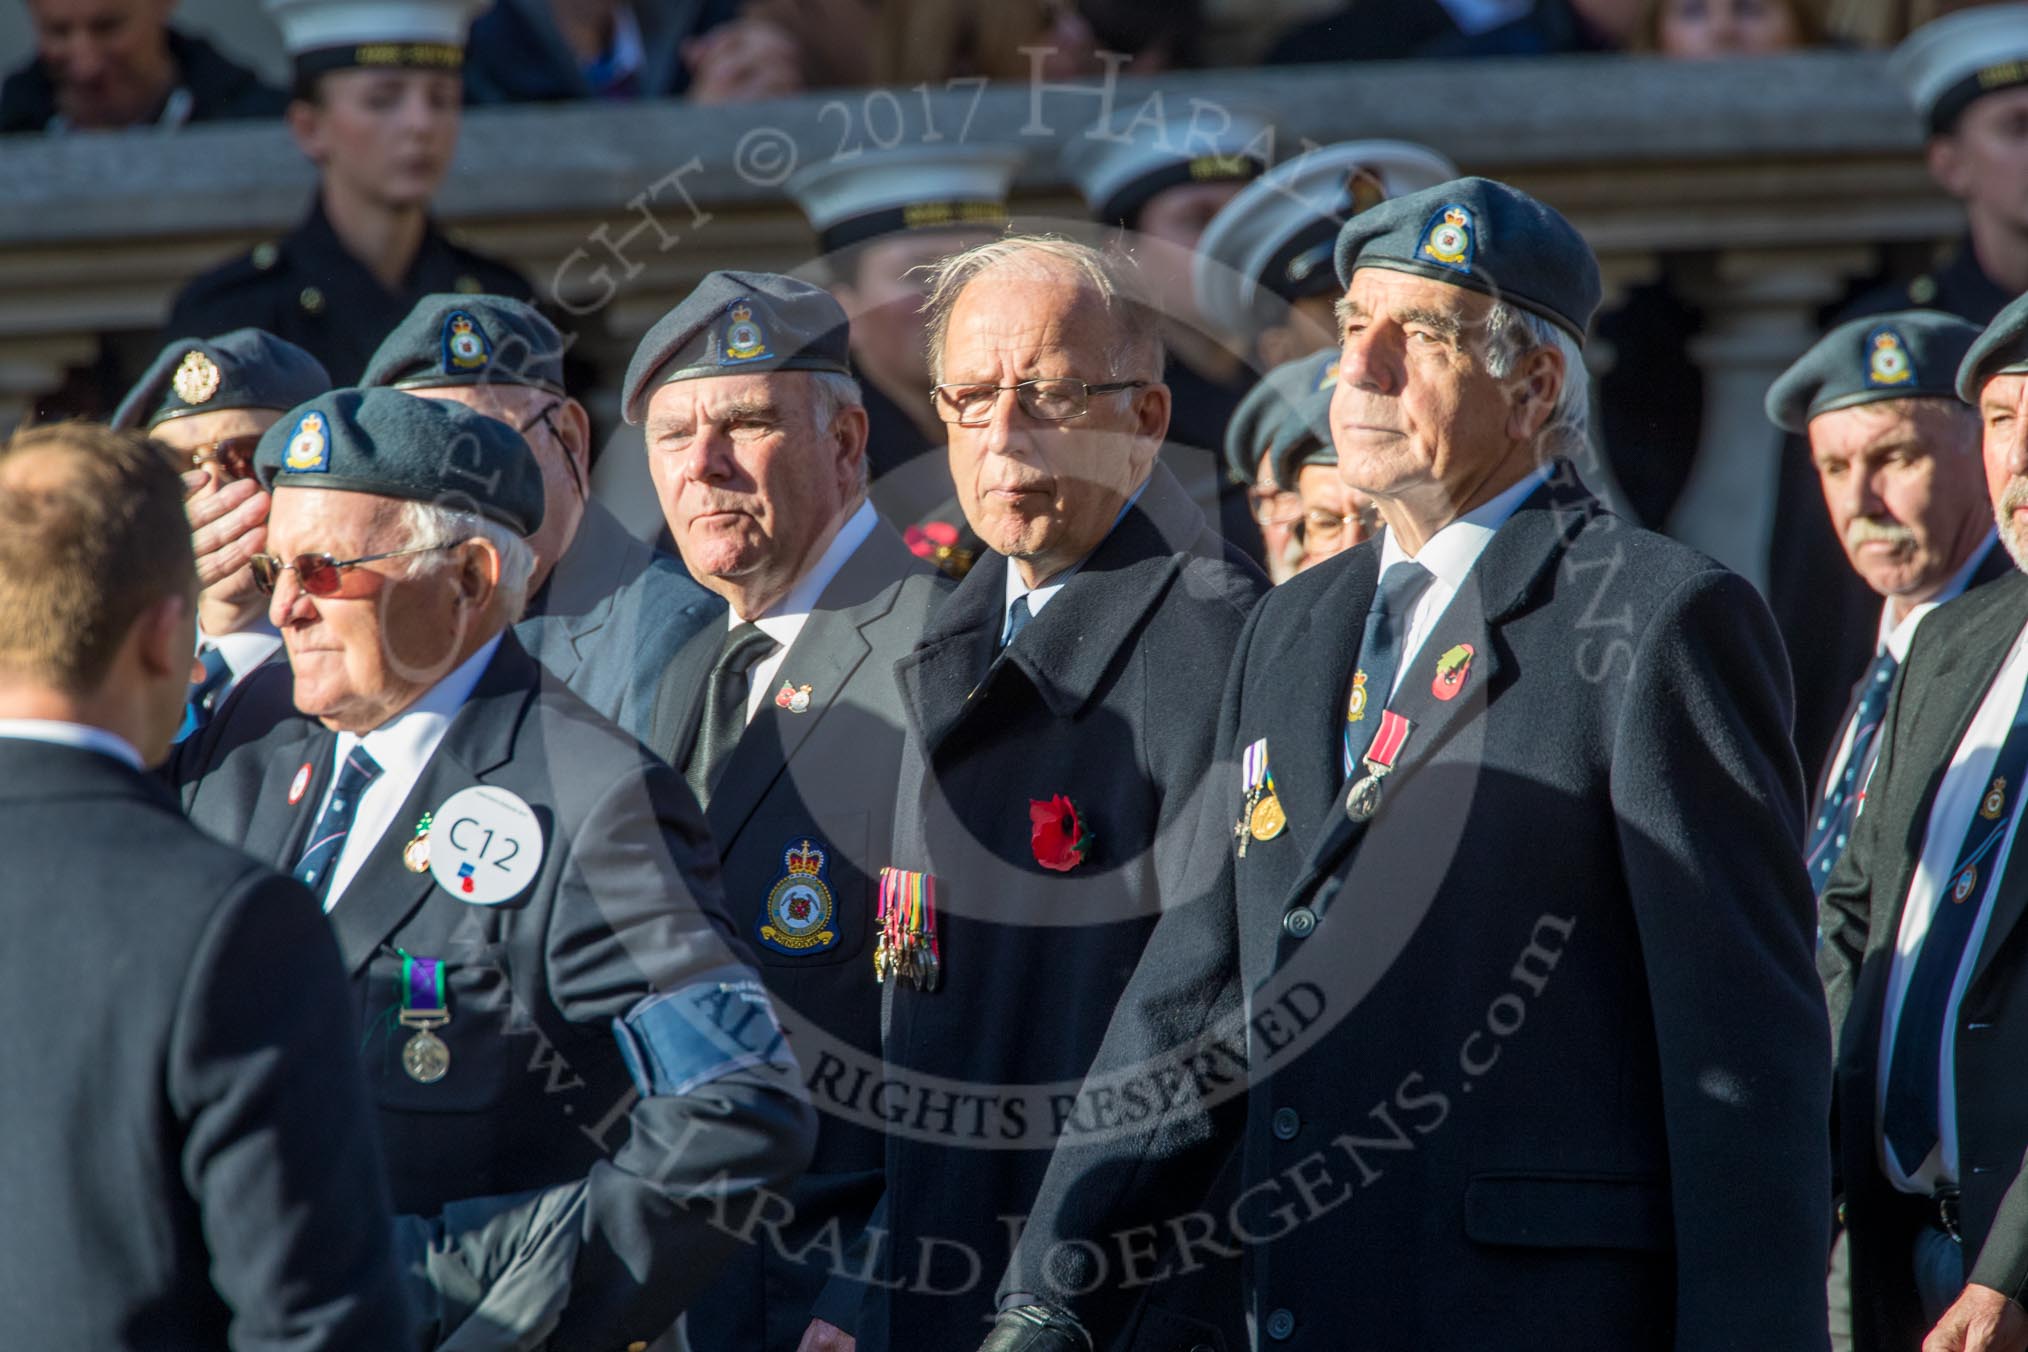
left=1846, top=517, right=1917, bottom=550
left=2000, top=481, right=2028, bottom=520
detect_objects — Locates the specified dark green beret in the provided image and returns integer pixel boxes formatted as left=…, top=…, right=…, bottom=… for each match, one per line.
left=1959, top=290, right=2028, bottom=403
left=622, top=270, right=852, bottom=424
left=1765, top=309, right=1980, bottom=433
left=1333, top=175, right=1601, bottom=344
left=1271, top=384, right=1338, bottom=488
left=1225, top=349, right=1338, bottom=485
left=113, top=328, right=331, bottom=432
left=360, top=293, right=566, bottom=396
left=253, top=387, right=545, bottom=536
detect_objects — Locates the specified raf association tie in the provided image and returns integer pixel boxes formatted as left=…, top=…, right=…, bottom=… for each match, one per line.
left=685, top=621, right=780, bottom=807
left=1880, top=694, right=2028, bottom=1176
left=1805, top=650, right=1899, bottom=892
left=175, top=646, right=234, bottom=743
left=294, top=745, right=383, bottom=907
left=1343, top=561, right=1436, bottom=778
left=1002, top=593, right=1036, bottom=650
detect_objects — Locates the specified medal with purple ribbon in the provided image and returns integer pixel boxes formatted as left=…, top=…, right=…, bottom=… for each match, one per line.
left=1345, top=709, right=1414, bottom=823
left=398, top=952, right=451, bottom=1083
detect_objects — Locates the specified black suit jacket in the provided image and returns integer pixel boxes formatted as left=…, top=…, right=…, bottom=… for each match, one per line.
left=866, top=463, right=1267, bottom=1351
left=0, top=738, right=413, bottom=1350
left=517, top=498, right=723, bottom=744
left=1821, top=566, right=2028, bottom=1351
left=174, top=633, right=816, bottom=1349
left=650, top=520, right=949, bottom=1352
left=1006, top=468, right=1832, bottom=1351
left=0, top=29, right=285, bottom=132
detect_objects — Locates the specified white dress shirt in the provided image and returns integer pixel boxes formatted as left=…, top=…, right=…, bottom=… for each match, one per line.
left=1875, top=613, right=2028, bottom=1194
left=204, top=622, right=284, bottom=690
left=737, top=500, right=880, bottom=724
left=1373, top=466, right=1549, bottom=697
left=312, top=633, right=502, bottom=910
left=0, top=719, right=143, bottom=771
left=1821, top=535, right=1998, bottom=794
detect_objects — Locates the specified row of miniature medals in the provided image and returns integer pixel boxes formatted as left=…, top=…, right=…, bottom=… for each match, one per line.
left=1237, top=667, right=1414, bottom=856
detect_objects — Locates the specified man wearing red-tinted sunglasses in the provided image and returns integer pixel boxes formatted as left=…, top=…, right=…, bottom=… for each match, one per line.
left=112, top=327, right=331, bottom=734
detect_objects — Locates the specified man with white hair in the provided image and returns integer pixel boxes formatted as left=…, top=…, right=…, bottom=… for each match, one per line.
left=983, top=178, right=1831, bottom=1352
left=172, top=387, right=815, bottom=1349
left=1821, top=289, right=2028, bottom=1352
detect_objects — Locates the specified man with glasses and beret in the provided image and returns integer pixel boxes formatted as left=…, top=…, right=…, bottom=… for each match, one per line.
left=361, top=292, right=722, bottom=743
left=171, top=386, right=816, bottom=1349
left=1271, top=378, right=1380, bottom=574
left=981, top=178, right=1829, bottom=1352
left=1225, top=349, right=1339, bottom=584
left=855, top=235, right=1265, bottom=1352
left=112, top=327, right=331, bottom=735
left=623, top=270, right=948, bottom=1352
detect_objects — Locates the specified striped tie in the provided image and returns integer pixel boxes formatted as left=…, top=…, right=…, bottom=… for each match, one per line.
left=293, top=746, right=383, bottom=905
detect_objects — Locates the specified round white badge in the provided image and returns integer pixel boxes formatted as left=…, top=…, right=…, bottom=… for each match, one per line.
left=427, top=785, right=544, bottom=905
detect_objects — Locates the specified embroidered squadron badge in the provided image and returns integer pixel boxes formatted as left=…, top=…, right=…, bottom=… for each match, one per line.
left=172, top=350, right=221, bottom=406
left=1983, top=777, right=2008, bottom=821
left=1419, top=204, right=1476, bottom=273
left=720, top=301, right=772, bottom=364
left=284, top=412, right=329, bottom=472
left=442, top=311, right=492, bottom=372
left=1866, top=326, right=1914, bottom=387
left=758, top=839, right=840, bottom=955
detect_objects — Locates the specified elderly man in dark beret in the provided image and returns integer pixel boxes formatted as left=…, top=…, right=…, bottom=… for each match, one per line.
left=114, top=327, right=331, bottom=733
left=361, top=292, right=722, bottom=742
left=1766, top=310, right=2003, bottom=896
left=1225, top=350, right=1337, bottom=585
left=170, top=386, right=815, bottom=1349
left=982, top=177, right=1831, bottom=1352
left=621, top=270, right=947, bottom=1352
left=1822, top=291, right=2028, bottom=1352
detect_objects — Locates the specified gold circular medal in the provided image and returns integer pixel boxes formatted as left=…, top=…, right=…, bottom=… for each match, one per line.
left=403, top=833, right=431, bottom=873
left=403, top=1028, right=450, bottom=1083
left=1249, top=793, right=1287, bottom=841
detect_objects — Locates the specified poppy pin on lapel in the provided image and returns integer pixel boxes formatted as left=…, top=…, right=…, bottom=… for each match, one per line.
left=1431, top=643, right=1475, bottom=701
left=774, top=681, right=813, bottom=714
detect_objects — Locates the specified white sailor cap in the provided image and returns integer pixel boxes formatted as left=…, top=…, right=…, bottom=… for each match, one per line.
left=1890, top=4, right=2028, bottom=134
left=786, top=145, right=1026, bottom=255
left=1060, top=108, right=1274, bottom=228
left=1193, top=140, right=1458, bottom=343
left=265, top=0, right=484, bottom=87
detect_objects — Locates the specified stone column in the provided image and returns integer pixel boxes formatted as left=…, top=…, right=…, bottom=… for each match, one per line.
left=1667, top=247, right=1876, bottom=594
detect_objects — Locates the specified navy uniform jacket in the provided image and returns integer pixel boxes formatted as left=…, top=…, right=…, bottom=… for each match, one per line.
left=174, top=634, right=816, bottom=1349
left=0, top=739, right=413, bottom=1350
left=166, top=197, right=532, bottom=387
left=517, top=498, right=723, bottom=744
left=1006, top=468, right=1832, bottom=1351
left=649, top=520, right=949, bottom=1352
left=1821, top=567, right=2028, bottom=1352
left=864, top=463, right=1266, bottom=1351
left=0, top=29, right=285, bottom=132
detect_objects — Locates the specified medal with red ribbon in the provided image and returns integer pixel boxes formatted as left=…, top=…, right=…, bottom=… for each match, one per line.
left=1345, top=708, right=1413, bottom=823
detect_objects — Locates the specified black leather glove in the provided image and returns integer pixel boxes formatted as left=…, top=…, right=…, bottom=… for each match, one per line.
left=978, top=1303, right=1093, bottom=1352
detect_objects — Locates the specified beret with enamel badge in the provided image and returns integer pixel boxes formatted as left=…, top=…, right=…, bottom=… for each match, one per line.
left=1225, top=348, right=1338, bottom=485
left=1958, top=289, right=2028, bottom=402
left=1333, top=175, right=1602, bottom=344
left=621, top=270, right=852, bottom=425
left=361, top=293, right=567, bottom=396
left=254, top=386, right=545, bottom=535
left=1764, top=308, right=1981, bottom=433
left=112, top=329, right=332, bottom=432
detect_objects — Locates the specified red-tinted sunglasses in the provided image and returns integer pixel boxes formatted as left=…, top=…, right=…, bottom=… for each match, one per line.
left=249, top=542, right=456, bottom=597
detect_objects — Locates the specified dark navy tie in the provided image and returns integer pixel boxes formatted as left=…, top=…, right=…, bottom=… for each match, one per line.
left=1880, top=699, right=2028, bottom=1175
left=684, top=622, right=778, bottom=807
left=1806, top=649, right=1899, bottom=892
left=1343, top=561, right=1435, bottom=778
left=294, top=745, right=383, bottom=905
left=175, top=646, right=233, bottom=743
left=1002, top=593, right=1036, bottom=650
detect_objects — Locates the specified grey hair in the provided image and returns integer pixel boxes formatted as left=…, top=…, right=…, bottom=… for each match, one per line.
left=806, top=369, right=871, bottom=499
left=920, top=234, right=1165, bottom=385
left=1484, top=304, right=1593, bottom=466
left=388, top=499, right=537, bottom=623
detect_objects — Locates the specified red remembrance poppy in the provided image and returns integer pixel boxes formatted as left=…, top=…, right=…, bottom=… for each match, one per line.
left=1030, top=794, right=1093, bottom=872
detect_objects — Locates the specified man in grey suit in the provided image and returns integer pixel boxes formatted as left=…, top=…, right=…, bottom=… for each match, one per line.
left=0, top=422, right=413, bottom=1349
left=362, top=293, right=724, bottom=743
left=623, top=270, right=949, bottom=1352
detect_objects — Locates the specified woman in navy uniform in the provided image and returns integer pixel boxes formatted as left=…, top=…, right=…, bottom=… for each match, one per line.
left=166, top=0, right=530, bottom=386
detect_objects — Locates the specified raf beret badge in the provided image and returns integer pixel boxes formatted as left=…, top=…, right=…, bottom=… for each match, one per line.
left=1420, top=204, right=1476, bottom=274
left=284, top=412, right=329, bottom=472
left=721, top=302, right=773, bottom=365
left=442, top=311, right=492, bottom=373
left=1868, top=326, right=1914, bottom=388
